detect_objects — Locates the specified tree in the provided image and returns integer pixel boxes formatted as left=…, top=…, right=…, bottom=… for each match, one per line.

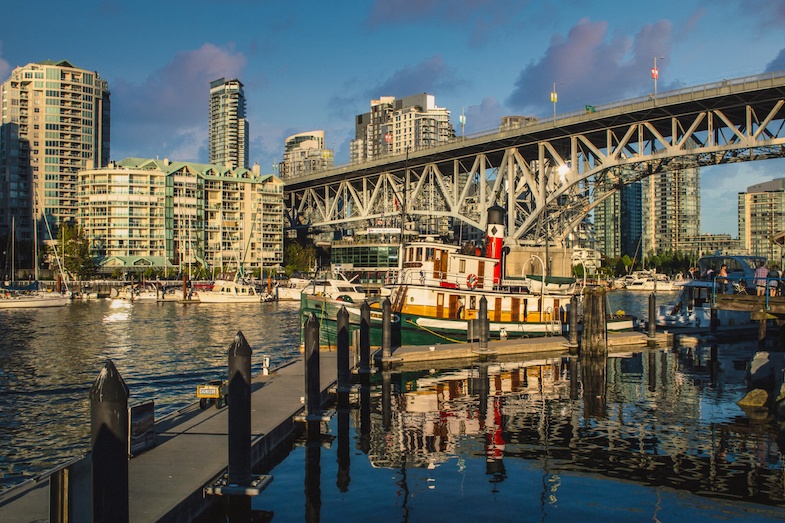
left=284, top=242, right=316, bottom=275
left=56, top=222, right=97, bottom=280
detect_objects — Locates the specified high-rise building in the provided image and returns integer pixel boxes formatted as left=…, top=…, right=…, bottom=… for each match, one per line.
left=641, top=165, right=700, bottom=255
left=278, top=130, right=334, bottom=179
left=593, top=174, right=642, bottom=260
left=209, top=78, right=248, bottom=169
left=739, top=178, right=785, bottom=261
left=78, top=158, right=283, bottom=276
left=350, top=93, right=454, bottom=164
left=0, top=60, right=110, bottom=245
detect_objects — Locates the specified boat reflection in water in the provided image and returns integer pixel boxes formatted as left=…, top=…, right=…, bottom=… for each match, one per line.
left=257, top=342, right=785, bottom=521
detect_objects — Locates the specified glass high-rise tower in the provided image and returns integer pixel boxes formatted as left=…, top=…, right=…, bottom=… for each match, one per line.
left=0, top=60, right=110, bottom=248
left=208, top=78, right=248, bottom=169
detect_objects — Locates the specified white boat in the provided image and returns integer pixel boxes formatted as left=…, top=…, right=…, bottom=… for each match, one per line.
left=193, top=275, right=264, bottom=303
left=616, top=270, right=678, bottom=291
left=656, top=254, right=764, bottom=328
left=276, top=276, right=312, bottom=301
left=301, top=272, right=367, bottom=303
left=0, top=284, right=71, bottom=309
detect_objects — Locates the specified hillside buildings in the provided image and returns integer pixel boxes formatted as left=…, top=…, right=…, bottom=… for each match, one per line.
left=739, top=178, right=785, bottom=262
left=78, top=158, right=283, bottom=276
left=209, top=78, right=248, bottom=169
left=350, top=93, right=455, bottom=164
left=0, top=60, right=110, bottom=244
left=278, top=130, right=334, bottom=180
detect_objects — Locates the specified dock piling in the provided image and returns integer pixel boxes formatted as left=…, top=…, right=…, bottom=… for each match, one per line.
left=359, top=301, right=371, bottom=375
left=648, top=293, right=656, bottom=340
left=227, top=331, right=252, bottom=487
left=89, top=359, right=130, bottom=523
left=382, top=298, right=392, bottom=361
left=304, top=313, right=321, bottom=416
left=337, top=306, right=350, bottom=391
left=479, top=296, right=489, bottom=349
left=582, top=287, right=608, bottom=357
left=568, top=295, right=579, bottom=353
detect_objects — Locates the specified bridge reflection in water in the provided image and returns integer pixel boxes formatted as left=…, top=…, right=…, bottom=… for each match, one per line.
left=253, top=343, right=785, bottom=521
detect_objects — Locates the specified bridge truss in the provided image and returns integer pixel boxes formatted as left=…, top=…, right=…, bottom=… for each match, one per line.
left=285, top=72, right=785, bottom=247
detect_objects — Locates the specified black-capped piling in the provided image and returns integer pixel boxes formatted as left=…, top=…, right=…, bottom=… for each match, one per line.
left=359, top=301, right=371, bottom=375
left=89, top=359, right=130, bottom=523
left=304, top=313, right=321, bottom=416
left=227, top=331, right=252, bottom=488
left=568, top=294, right=579, bottom=353
left=337, top=306, right=350, bottom=391
left=479, top=296, right=489, bottom=349
left=648, top=293, right=656, bottom=341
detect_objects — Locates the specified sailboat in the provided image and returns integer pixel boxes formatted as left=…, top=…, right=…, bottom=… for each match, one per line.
left=0, top=217, right=70, bottom=309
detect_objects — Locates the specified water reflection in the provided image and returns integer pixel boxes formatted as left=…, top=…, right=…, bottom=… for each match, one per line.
left=362, top=347, right=785, bottom=509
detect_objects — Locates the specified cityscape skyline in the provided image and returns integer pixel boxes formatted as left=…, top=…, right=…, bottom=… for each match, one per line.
left=1, top=0, right=784, bottom=236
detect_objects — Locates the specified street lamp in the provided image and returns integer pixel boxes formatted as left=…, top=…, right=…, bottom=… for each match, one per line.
left=652, top=56, right=664, bottom=98
left=550, top=83, right=558, bottom=119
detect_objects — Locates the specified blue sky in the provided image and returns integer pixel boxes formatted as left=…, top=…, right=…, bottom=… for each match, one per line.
left=2, top=0, right=785, bottom=236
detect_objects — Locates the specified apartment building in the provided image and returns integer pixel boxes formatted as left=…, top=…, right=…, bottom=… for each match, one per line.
left=739, top=178, right=785, bottom=261
left=0, top=60, right=110, bottom=244
left=641, top=165, right=700, bottom=255
left=278, top=130, right=334, bottom=180
left=78, top=158, right=283, bottom=276
left=350, top=93, right=454, bottom=163
left=209, top=78, right=249, bottom=169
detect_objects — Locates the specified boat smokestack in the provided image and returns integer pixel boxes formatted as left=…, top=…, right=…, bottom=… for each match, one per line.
left=485, top=205, right=505, bottom=284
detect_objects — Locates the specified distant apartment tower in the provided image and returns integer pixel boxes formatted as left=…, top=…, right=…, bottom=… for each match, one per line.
left=0, top=60, right=110, bottom=244
left=739, top=178, right=785, bottom=261
left=642, top=166, right=700, bottom=255
left=593, top=175, right=642, bottom=259
left=78, top=158, right=284, bottom=275
left=209, top=78, right=248, bottom=169
left=350, top=93, right=454, bottom=164
left=278, top=130, right=334, bottom=179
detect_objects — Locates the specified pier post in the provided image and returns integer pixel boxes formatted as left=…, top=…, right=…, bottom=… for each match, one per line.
left=581, top=287, right=607, bottom=357
left=647, top=293, right=656, bottom=340
left=710, top=306, right=718, bottom=333
left=337, top=306, right=350, bottom=391
left=304, top=313, right=321, bottom=416
left=227, top=331, right=252, bottom=487
left=382, top=298, right=392, bottom=361
left=479, top=296, right=489, bottom=349
left=226, top=331, right=252, bottom=521
left=568, top=295, right=579, bottom=353
left=89, top=360, right=129, bottom=523
left=758, top=313, right=768, bottom=349
left=359, top=301, right=371, bottom=375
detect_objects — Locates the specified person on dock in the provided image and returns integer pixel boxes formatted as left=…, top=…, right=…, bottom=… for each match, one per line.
left=768, top=264, right=780, bottom=297
left=717, top=264, right=728, bottom=294
left=754, top=260, right=769, bottom=296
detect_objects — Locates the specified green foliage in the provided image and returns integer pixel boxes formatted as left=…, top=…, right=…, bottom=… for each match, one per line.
left=284, top=242, right=316, bottom=275
left=56, top=222, right=97, bottom=280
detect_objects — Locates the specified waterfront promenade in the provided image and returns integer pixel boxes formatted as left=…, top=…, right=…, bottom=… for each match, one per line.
left=0, top=352, right=338, bottom=522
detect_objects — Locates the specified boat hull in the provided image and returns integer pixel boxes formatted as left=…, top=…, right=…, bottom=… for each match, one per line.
left=300, top=294, right=635, bottom=348
left=0, top=293, right=70, bottom=309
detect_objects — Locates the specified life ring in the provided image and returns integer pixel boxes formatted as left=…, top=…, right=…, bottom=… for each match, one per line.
left=467, top=274, right=477, bottom=289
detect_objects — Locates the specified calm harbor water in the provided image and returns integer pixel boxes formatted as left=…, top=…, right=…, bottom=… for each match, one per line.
left=0, top=298, right=302, bottom=490
left=3, top=289, right=785, bottom=522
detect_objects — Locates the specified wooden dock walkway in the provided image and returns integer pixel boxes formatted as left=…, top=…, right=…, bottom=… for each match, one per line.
left=0, top=353, right=337, bottom=523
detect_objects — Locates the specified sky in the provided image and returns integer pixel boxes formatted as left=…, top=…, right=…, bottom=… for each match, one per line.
left=2, top=0, right=785, bottom=237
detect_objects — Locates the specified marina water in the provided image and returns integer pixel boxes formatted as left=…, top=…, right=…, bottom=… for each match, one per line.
left=3, top=290, right=785, bottom=521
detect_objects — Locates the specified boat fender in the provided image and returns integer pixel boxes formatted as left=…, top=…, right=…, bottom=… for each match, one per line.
left=467, top=274, right=477, bottom=289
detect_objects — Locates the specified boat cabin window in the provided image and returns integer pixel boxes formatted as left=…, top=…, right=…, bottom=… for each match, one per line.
left=459, top=259, right=466, bottom=273
left=425, top=248, right=434, bottom=261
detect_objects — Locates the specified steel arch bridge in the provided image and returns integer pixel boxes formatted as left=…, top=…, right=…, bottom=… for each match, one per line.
left=284, top=71, right=785, bottom=246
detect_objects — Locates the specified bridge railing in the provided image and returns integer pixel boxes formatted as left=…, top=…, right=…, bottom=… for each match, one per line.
left=710, top=274, right=785, bottom=309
